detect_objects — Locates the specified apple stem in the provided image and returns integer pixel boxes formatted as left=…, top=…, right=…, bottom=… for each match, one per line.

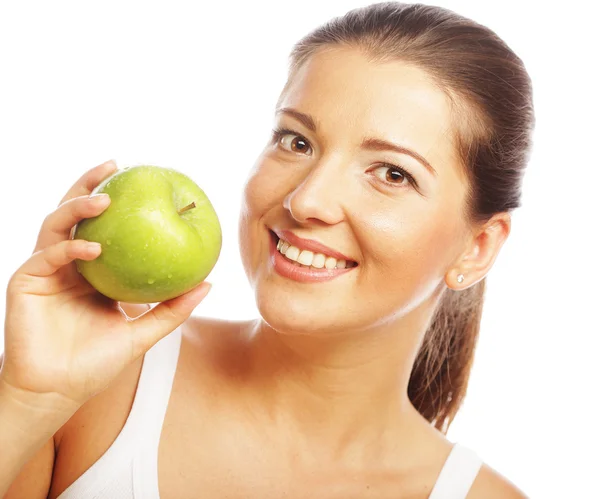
left=178, top=201, right=196, bottom=215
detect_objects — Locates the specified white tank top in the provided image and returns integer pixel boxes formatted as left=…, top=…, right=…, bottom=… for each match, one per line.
left=57, top=326, right=483, bottom=499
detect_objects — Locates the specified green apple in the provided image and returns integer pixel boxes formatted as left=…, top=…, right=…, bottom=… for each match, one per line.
left=73, top=165, right=221, bottom=303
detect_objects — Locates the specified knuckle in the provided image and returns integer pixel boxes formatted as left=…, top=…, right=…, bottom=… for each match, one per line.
left=70, top=237, right=86, bottom=250
left=56, top=196, right=86, bottom=221
left=77, top=195, right=101, bottom=216
left=41, top=212, right=54, bottom=228
left=6, top=272, right=19, bottom=294
left=74, top=196, right=91, bottom=214
left=63, top=239, right=79, bottom=257
left=159, top=305, right=179, bottom=323
left=7, top=272, right=30, bottom=297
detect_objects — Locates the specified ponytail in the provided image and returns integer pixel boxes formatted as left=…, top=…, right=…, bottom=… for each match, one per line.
left=408, top=279, right=486, bottom=433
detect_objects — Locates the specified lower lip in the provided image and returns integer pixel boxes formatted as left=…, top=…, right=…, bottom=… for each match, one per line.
left=268, top=231, right=357, bottom=283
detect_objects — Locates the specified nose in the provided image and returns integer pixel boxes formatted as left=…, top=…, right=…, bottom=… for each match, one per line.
left=282, top=157, right=347, bottom=226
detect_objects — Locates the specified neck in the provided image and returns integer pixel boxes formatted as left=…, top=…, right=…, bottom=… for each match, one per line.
left=242, top=314, right=430, bottom=459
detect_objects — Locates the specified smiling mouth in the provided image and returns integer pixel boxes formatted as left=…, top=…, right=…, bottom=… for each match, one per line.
left=269, top=230, right=358, bottom=270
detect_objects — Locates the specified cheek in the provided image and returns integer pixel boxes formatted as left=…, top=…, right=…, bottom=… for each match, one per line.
left=356, top=204, right=459, bottom=282
left=238, top=174, right=262, bottom=271
left=241, top=157, right=285, bottom=215
left=241, top=168, right=264, bottom=215
left=238, top=158, right=283, bottom=274
left=238, top=204, right=252, bottom=272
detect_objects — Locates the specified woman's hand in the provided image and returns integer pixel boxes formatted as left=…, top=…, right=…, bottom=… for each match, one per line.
left=0, top=159, right=211, bottom=412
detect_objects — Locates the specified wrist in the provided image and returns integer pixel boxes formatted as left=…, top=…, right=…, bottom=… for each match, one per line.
left=0, top=376, right=79, bottom=430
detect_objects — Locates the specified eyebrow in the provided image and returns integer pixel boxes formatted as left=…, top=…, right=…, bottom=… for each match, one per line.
left=275, top=107, right=438, bottom=177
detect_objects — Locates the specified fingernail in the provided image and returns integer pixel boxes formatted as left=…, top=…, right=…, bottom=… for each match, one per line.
left=89, top=193, right=110, bottom=202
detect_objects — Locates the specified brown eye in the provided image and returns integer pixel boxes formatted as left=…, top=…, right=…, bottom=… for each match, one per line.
left=385, top=168, right=405, bottom=183
left=371, top=163, right=417, bottom=189
left=278, top=132, right=312, bottom=155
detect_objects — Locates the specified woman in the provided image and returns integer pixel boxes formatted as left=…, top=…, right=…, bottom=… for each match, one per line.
left=0, top=2, right=534, bottom=498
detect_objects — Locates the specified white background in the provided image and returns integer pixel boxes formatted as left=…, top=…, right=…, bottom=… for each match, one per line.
left=1, top=1, right=598, bottom=496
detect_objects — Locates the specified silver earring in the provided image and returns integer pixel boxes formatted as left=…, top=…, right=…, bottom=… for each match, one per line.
left=457, top=274, right=465, bottom=283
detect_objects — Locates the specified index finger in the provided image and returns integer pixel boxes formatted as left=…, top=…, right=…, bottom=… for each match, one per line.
left=58, top=159, right=118, bottom=207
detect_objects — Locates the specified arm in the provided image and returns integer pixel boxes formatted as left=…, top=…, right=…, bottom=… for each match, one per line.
left=0, top=375, right=76, bottom=498
left=0, top=300, right=147, bottom=499
left=2, top=439, right=54, bottom=499
left=0, top=159, right=210, bottom=496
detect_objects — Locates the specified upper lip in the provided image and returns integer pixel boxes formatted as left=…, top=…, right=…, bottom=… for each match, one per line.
left=271, top=228, right=357, bottom=263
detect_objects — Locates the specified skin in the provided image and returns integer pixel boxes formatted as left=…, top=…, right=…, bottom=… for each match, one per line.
left=237, top=45, right=511, bottom=460
left=5, top=46, right=525, bottom=498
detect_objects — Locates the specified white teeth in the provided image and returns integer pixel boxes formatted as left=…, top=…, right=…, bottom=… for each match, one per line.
left=276, top=237, right=353, bottom=270
left=297, top=250, right=314, bottom=266
left=312, top=253, right=326, bottom=269
left=284, top=245, right=300, bottom=261
left=324, top=256, right=337, bottom=269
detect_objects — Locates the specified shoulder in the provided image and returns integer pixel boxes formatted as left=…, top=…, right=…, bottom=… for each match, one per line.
left=466, top=463, right=528, bottom=498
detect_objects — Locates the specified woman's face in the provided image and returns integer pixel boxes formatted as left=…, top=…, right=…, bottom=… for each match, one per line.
left=238, top=47, right=471, bottom=337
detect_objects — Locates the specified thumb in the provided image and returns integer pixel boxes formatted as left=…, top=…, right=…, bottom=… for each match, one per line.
left=127, top=281, right=212, bottom=358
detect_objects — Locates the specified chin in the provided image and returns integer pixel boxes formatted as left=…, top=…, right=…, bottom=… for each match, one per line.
left=252, top=285, right=363, bottom=337
left=255, top=288, right=332, bottom=335
left=253, top=291, right=320, bottom=336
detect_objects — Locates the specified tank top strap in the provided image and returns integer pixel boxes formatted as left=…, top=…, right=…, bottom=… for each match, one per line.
left=55, top=325, right=183, bottom=499
left=131, top=326, right=183, bottom=499
left=429, top=443, right=483, bottom=499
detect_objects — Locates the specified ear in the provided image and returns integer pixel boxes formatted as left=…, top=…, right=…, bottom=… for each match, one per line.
left=445, top=212, right=512, bottom=289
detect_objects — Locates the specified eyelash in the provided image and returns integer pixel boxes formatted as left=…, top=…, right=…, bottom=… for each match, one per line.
left=270, top=126, right=419, bottom=189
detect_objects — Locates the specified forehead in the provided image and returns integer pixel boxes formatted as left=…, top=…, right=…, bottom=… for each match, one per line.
left=280, top=47, right=458, bottom=170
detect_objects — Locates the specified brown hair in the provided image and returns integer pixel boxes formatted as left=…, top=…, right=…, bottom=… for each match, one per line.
left=278, top=2, right=535, bottom=433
